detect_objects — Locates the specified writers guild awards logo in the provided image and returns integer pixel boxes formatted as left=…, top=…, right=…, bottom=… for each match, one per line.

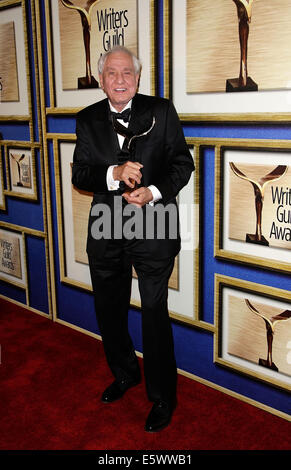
left=0, top=239, right=14, bottom=273
left=0, top=235, right=22, bottom=279
left=96, top=7, right=129, bottom=51
left=60, top=1, right=132, bottom=89
left=60, top=0, right=100, bottom=89
left=229, top=163, right=288, bottom=246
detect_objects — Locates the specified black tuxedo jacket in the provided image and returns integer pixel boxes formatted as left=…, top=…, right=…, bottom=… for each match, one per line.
left=72, top=93, right=194, bottom=259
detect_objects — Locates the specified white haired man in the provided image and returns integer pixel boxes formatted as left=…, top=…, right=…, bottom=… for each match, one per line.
left=72, top=46, right=194, bottom=432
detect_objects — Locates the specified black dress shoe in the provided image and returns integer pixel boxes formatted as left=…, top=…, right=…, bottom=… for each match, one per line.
left=101, top=379, right=140, bottom=403
left=144, top=400, right=176, bottom=433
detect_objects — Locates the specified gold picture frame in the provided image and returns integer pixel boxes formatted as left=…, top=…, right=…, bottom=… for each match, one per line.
left=214, top=274, right=291, bottom=391
left=52, top=135, right=92, bottom=291
left=5, top=144, right=38, bottom=200
left=0, top=224, right=27, bottom=289
left=0, top=0, right=33, bottom=127
left=50, top=134, right=212, bottom=330
left=45, top=0, right=157, bottom=115
left=214, top=139, right=291, bottom=273
left=0, top=220, right=49, bottom=315
left=164, top=0, right=291, bottom=122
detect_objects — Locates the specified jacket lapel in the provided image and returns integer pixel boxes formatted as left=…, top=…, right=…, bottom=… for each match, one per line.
left=129, top=94, right=154, bottom=136
left=92, top=99, right=120, bottom=164
left=128, top=94, right=155, bottom=164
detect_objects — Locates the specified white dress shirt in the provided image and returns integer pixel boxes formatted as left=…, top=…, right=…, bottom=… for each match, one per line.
left=106, top=101, right=162, bottom=205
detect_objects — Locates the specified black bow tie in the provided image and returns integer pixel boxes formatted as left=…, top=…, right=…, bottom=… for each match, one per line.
left=111, top=108, right=131, bottom=122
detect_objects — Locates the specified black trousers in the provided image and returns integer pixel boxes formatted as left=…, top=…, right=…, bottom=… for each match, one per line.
left=88, top=236, right=177, bottom=406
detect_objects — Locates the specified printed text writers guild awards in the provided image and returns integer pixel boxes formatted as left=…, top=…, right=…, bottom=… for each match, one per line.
left=226, top=0, right=258, bottom=92
left=245, top=299, right=291, bottom=371
left=229, top=163, right=288, bottom=246
left=61, top=0, right=100, bottom=89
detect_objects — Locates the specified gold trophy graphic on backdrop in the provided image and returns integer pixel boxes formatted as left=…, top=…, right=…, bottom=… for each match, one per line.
left=245, top=299, right=291, bottom=371
left=61, top=0, right=99, bottom=89
left=226, top=0, right=258, bottom=92
left=11, top=153, right=25, bottom=187
left=229, top=163, right=288, bottom=246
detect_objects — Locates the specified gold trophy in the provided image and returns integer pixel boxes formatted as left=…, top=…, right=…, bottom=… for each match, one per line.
left=245, top=299, right=291, bottom=371
left=61, top=0, right=99, bottom=89
left=226, top=0, right=257, bottom=92
left=111, top=116, right=156, bottom=192
left=229, top=163, right=287, bottom=246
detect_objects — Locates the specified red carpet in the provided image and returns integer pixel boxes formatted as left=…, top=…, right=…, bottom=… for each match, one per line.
left=0, top=298, right=290, bottom=451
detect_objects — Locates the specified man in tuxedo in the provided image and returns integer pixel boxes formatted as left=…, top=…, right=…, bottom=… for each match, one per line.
left=72, top=46, right=194, bottom=432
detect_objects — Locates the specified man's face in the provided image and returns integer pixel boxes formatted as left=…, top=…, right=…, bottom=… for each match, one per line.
left=99, top=51, right=139, bottom=111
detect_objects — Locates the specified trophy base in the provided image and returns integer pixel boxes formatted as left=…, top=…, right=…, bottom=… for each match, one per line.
left=124, top=180, right=138, bottom=193
left=78, top=76, right=99, bottom=89
left=226, top=77, right=258, bottom=93
left=259, top=358, right=278, bottom=371
left=118, top=181, right=138, bottom=194
left=246, top=234, right=269, bottom=246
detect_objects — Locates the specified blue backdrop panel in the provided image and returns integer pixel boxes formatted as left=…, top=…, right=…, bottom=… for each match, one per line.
left=26, top=235, right=49, bottom=314
left=0, top=0, right=290, bottom=420
left=0, top=280, right=26, bottom=305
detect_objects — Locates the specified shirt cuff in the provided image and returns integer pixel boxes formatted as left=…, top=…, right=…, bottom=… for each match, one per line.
left=148, top=185, right=162, bottom=206
left=107, top=165, right=120, bottom=191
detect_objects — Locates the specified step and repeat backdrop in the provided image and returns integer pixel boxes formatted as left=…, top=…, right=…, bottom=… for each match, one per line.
left=0, top=0, right=290, bottom=420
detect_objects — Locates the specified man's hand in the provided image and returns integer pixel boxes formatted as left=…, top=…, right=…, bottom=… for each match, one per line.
left=113, top=161, right=143, bottom=189
left=122, top=187, right=153, bottom=208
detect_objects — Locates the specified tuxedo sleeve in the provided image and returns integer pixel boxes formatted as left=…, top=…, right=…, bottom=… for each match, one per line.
left=72, top=115, right=109, bottom=192
left=154, top=101, right=194, bottom=204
